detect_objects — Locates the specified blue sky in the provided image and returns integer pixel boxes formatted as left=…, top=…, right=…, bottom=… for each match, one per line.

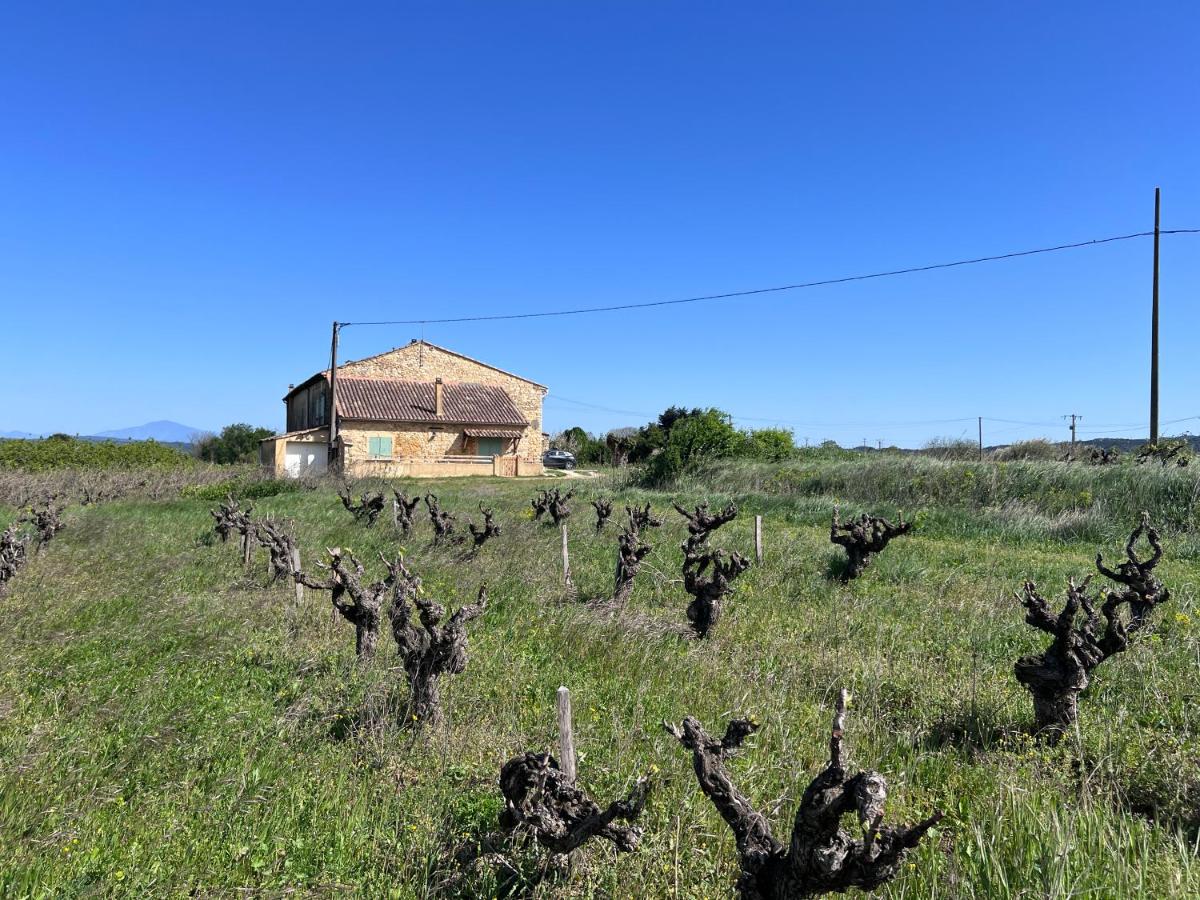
left=4, top=2, right=1198, bottom=447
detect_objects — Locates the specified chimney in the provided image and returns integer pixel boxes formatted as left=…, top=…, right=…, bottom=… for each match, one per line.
left=434, top=378, right=444, bottom=417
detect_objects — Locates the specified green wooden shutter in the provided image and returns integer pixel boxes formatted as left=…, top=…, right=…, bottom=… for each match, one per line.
left=368, top=436, right=392, bottom=458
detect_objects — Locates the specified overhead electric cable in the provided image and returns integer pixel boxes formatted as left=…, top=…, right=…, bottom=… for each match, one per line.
left=342, top=229, right=1200, bottom=327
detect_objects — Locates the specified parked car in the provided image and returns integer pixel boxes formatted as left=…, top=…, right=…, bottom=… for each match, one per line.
left=542, top=449, right=576, bottom=470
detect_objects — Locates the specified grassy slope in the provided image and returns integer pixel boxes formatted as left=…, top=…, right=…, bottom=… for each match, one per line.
left=1, top=462, right=1198, bottom=898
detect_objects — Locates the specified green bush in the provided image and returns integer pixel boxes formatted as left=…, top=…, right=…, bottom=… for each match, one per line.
left=0, top=436, right=193, bottom=471
left=195, top=424, right=275, bottom=465
left=744, top=427, right=796, bottom=461
left=645, top=408, right=744, bottom=484
left=994, top=439, right=1063, bottom=462
left=180, top=477, right=302, bottom=502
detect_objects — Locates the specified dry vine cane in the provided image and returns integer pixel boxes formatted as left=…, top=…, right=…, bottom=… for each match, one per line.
left=829, top=507, right=913, bottom=581
left=0, top=521, right=30, bottom=596
left=28, top=498, right=65, bottom=553
left=498, top=752, right=651, bottom=855
left=1014, top=574, right=1163, bottom=741
left=591, top=498, right=614, bottom=533
left=392, top=490, right=421, bottom=536
left=666, top=691, right=941, bottom=899
left=388, top=559, right=488, bottom=726
left=424, top=493, right=460, bottom=545
left=467, top=503, right=502, bottom=552
left=338, top=485, right=387, bottom=526
left=298, top=548, right=406, bottom=661
left=1094, top=511, right=1170, bottom=629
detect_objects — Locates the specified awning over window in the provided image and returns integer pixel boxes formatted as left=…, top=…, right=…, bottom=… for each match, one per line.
left=464, top=428, right=524, bottom=438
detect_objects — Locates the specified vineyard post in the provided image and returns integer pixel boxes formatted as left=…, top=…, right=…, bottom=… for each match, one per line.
left=754, top=515, right=763, bottom=564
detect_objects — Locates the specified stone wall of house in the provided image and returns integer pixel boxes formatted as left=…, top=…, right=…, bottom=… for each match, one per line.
left=337, top=341, right=547, bottom=465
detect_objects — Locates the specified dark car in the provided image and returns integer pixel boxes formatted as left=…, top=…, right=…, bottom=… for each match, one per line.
left=542, top=449, right=576, bottom=470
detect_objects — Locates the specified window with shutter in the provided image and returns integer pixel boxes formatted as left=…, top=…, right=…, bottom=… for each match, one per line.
left=368, top=436, right=393, bottom=459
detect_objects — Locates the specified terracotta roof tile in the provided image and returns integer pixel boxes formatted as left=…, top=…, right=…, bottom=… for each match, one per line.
left=335, top=377, right=528, bottom=426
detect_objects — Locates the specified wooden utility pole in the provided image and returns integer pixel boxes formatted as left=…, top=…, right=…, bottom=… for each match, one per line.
left=978, top=417, right=983, bottom=461
left=1150, top=187, right=1161, bottom=445
left=1063, top=414, right=1081, bottom=452
left=328, top=321, right=341, bottom=469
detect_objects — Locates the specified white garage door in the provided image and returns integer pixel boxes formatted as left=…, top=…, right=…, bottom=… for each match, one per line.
left=285, top=442, right=328, bottom=478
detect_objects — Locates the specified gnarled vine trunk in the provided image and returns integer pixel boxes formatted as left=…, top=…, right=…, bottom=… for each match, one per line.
left=666, top=691, right=941, bottom=898
left=498, top=751, right=651, bottom=854
left=829, top=507, right=912, bottom=581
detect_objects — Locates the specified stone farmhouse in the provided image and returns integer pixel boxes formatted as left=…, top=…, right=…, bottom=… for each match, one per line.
left=260, top=340, right=548, bottom=478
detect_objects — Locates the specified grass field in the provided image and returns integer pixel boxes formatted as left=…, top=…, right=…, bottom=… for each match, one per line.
left=2, top=458, right=1198, bottom=897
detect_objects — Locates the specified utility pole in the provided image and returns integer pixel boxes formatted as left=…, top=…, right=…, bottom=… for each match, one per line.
left=1150, top=187, right=1161, bottom=445
left=328, top=321, right=341, bottom=469
left=1063, top=414, right=1081, bottom=453
left=978, top=416, right=983, bottom=461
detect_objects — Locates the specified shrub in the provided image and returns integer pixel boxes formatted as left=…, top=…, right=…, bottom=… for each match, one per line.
left=646, top=409, right=743, bottom=484
left=993, top=439, right=1063, bottom=462
left=744, top=427, right=796, bottom=461
left=195, top=424, right=275, bottom=465
left=180, top=476, right=301, bottom=502
left=922, top=437, right=979, bottom=461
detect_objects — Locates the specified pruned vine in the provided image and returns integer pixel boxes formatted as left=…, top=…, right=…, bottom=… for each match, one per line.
left=392, top=489, right=421, bottom=536
left=591, top=498, right=614, bottom=533
left=468, top=503, right=502, bottom=552
left=298, top=548, right=400, bottom=660
left=339, top=485, right=387, bottom=526
left=665, top=691, right=941, bottom=898
left=1014, top=576, right=1145, bottom=741
left=1095, top=511, right=1170, bottom=628
left=498, top=752, right=651, bottom=855
left=389, top=561, right=488, bottom=726
left=425, top=493, right=460, bottom=545
left=829, top=507, right=912, bottom=581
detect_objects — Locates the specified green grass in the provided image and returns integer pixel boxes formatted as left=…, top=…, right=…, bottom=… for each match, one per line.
left=1, top=464, right=1198, bottom=897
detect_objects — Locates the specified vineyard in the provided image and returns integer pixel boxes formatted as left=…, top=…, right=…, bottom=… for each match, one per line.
left=1, top=456, right=1198, bottom=897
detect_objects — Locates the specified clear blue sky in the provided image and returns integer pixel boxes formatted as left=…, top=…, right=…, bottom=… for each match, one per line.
left=5, top=2, right=1198, bottom=447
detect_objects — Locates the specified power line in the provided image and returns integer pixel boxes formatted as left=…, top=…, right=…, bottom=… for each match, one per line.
left=342, top=228, right=1200, bottom=327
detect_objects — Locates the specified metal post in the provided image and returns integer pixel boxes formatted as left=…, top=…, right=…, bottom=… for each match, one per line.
left=978, top=416, right=983, bottom=461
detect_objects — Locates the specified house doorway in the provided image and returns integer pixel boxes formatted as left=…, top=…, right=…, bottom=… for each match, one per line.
left=285, top=441, right=328, bottom=477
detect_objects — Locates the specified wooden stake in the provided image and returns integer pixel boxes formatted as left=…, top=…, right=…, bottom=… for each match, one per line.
left=754, top=515, right=763, bottom=564
left=242, top=531, right=253, bottom=569
left=557, top=686, right=577, bottom=783
left=392, top=497, right=400, bottom=528
left=561, top=523, right=573, bottom=590
left=291, top=547, right=304, bottom=607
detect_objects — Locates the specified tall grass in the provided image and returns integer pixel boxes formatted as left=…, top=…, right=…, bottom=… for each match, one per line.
left=0, top=464, right=1197, bottom=896
left=682, top=456, right=1200, bottom=535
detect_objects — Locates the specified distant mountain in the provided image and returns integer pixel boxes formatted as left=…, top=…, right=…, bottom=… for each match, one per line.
left=1, top=430, right=43, bottom=440
left=90, top=420, right=207, bottom=443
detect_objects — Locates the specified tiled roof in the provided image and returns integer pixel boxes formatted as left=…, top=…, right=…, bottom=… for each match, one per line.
left=334, top=377, right=528, bottom=426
